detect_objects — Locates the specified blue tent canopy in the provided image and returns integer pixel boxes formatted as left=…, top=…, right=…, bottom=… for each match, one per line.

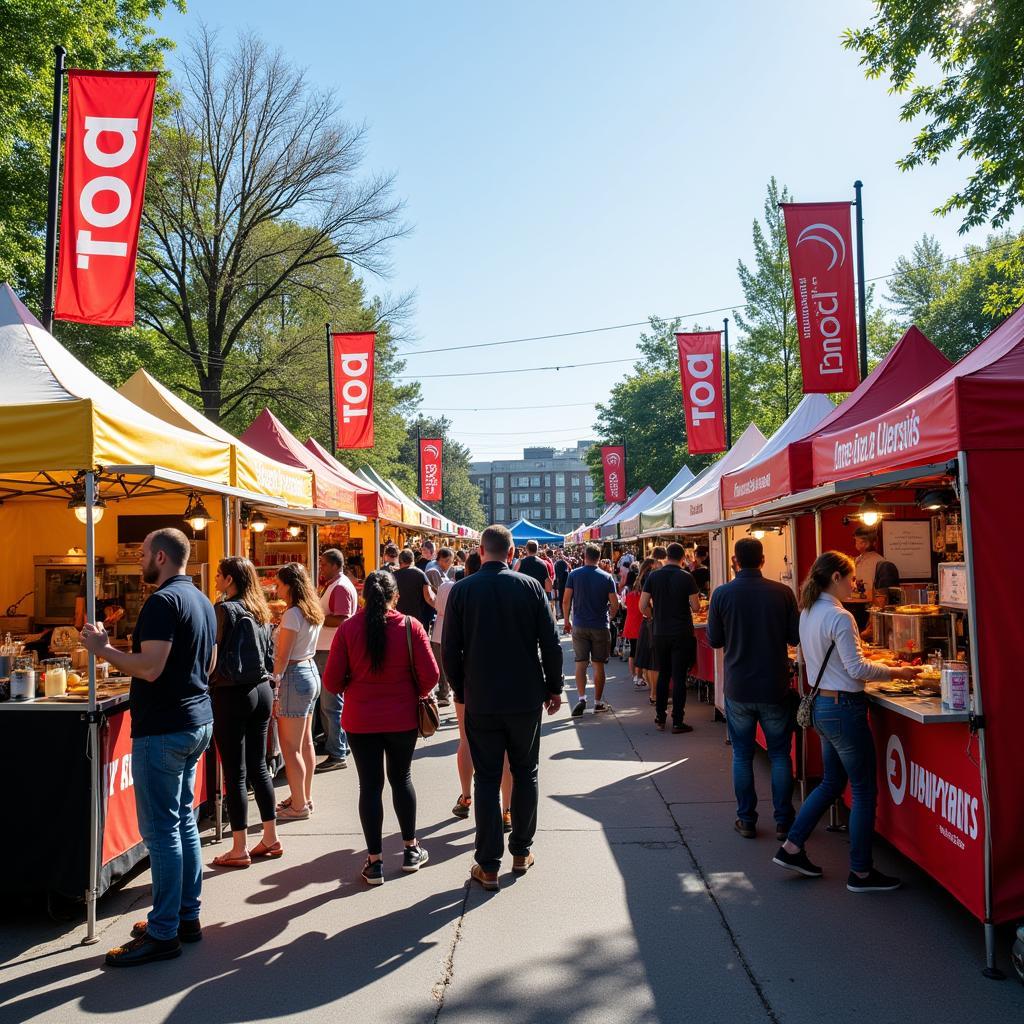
left=508, top=517, right=565, bottom=543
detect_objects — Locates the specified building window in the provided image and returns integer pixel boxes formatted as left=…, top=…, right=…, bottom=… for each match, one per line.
left=530, top=475, right=541, bottom=487
left=494, top=475, right=504, bottom=487
left=572, top=507, right=581, bottom=519
left=543, top=474, right=550, bottom=486
left=495, top=506, right=505, bottom=520
left=572, top=490, right=580, bottom=503
left=555, top=473, right=565, bottom=486
left=556, top=505, right=566, bottom=519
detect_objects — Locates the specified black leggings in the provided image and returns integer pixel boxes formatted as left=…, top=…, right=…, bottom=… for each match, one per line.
left=347, top=730, right=418, bottom=854
left=212, top=681, right=276, bottom=831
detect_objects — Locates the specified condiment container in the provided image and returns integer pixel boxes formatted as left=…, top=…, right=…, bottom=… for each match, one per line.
left=941, top=660, right=969, bottom=711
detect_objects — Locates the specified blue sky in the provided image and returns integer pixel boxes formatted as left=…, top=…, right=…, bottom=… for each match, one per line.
left=158, top=1, right=1007, bottom=460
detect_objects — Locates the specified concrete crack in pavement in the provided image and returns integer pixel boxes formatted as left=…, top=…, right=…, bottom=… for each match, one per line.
left=430, top=879, right=472, bottom=1022
left=611, top=711, right=782, bottom=1024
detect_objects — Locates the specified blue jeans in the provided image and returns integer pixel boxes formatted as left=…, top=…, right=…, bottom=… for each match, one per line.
left=132, top=723, right=213, bottom=941
left=787, top=691, right=877, bottom=872
left=315, top=651, right=348, bottom=759
left=725, top=698, right=795, bottom=829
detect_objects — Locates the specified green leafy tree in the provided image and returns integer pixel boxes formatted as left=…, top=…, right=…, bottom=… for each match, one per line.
left=0, top=0, right=183, bottom=300
left=399, top=416, right=486, bottom=529
left=843, top=0, right=1024, bottom=232
left=732, top=177, right=800, bottom=435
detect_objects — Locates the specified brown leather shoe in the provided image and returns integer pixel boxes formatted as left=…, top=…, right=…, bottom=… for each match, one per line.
left=470, top=863, right=499, bottom=891
left=512, top=852, right=535, bottom=875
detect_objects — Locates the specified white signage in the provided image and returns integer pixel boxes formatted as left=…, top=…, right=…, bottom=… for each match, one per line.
left=881, top=520, right=933, bottom=580
left=938, top=562, right=968, bottom=610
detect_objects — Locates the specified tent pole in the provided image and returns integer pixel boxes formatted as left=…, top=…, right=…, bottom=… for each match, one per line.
left=83, top=471, right=100, bottom=944
left=373, top=518, right=381, bottom=573
left=212, top=496, right=232, bottom=843
left=957, top=451, right=1004, bottom=979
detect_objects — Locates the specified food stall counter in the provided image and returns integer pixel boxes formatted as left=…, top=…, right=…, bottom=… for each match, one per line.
left=864, top=683, right=971, bottom=725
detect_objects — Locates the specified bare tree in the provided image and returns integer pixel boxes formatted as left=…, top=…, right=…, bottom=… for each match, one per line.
left=137, top=27, right=408, bottom=422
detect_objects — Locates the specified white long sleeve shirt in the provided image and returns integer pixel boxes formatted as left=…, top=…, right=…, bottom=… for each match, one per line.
left=799, top=594, right=893, bottom=693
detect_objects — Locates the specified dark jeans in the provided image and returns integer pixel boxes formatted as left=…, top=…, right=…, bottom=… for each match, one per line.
left=133, top=723, right=213, bottom=941
left=212, top=682, right=276, bottom=832
left=787, top=692, right=877, bottom=872
left=654, top=634, right=695, bottom=725
left=725, top=697, right=795, bottom=829
left=347, top=730, right=418, bottom=855
left=465, top=708, right=542, bottom=873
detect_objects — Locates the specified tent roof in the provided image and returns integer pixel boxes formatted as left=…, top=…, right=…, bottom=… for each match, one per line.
left=671, top=422, right=769, bottom=529
left=0, top=284, right=230, bottom=481
left=812, top=303, right=1024, bottom=483
left=722, top=327, right=951, bottom=509
left=355, top=466, right=455, bottom=534
left=600, top=486, right=658, bottom=538
left=241, top=409, right=360, bottom=514
left=719, top=394, right=835, bottom=511
left=118, top=370, right=313, bottom=507
left=509, top=517, right=565, bottom=543
left=303, top=437, right=403, bottom=522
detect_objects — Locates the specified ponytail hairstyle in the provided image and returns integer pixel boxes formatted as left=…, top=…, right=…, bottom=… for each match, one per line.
left=276, top=562, right=324, bottom=626
left=362, top=570, right=398, bottom=671
left=800, top=551, right=855, bottom=611
left=634, top=557, right=656, bottom=592
left=218, top=557, right=271, bottom=625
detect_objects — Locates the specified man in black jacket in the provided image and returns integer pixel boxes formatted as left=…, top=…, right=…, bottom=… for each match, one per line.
left=442, top=525, right=563, bottom=890
left=706, top=538, right=800, bottom=841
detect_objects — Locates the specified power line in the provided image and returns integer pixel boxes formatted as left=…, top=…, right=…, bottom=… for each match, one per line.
left=399, top=235, right=1024, bottom=364
left=418, top=402, right=597, bottom=412
left=450, top=425, right=594, bottom=436
left=399, top=356, right=636, bottom=380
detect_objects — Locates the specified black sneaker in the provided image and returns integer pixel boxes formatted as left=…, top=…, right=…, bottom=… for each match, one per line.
left=315, top=755, right=347, bottom=774
left=105, top=934, right=182, bottom=967
left=847, top=868, right=901, bottom=893
left=131, top=918, right=202, bottom=943
left=402, top=844, right=430, bottom=873
left=654, top=716, right=666, bottom=731
left=571, top=698, right=586, bottom=718
left=671, top=722, right=693, bottom=734
left=772, top=846, right=823, bottom=878
left=361, top=857, right=384, bottom=886
left=593, top=701, right=612, bottom=713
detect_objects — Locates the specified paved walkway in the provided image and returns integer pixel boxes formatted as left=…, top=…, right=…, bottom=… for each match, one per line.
left=1, top=636, right=1019, bottom=1022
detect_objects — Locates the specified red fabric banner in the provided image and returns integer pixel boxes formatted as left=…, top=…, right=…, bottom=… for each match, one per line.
left=601, top=445, right=626, bottom=503
left=782, top=202, right=860, bottom=393
left=54, top=70, right=158, bottom=326
left=676, top=332, right=726, bottom=455
left=333, top=332, right=376, bottom=449
left=420, top=438, right=443, bottom=502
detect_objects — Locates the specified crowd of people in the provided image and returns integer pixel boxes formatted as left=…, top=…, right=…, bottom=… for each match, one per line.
left=77, top=523, right=920, bottom=968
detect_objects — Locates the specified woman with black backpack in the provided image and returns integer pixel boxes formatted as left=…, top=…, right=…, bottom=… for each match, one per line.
left=210, top=557, right=280, bottom=867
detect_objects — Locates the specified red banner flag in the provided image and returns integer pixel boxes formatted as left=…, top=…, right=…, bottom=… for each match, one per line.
left=601, top=445, right=626, bottom=503
left=782, top=202, right=860, bottom=393
left=54, top=70, right=158, bottom=326
left=676, top=332, right=726, bottom=455
left=333, top=332, right=376, bottom=449
left=420, top=438, right=443, bottom=502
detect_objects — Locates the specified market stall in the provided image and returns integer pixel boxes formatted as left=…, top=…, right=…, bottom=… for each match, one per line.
left=742, top=306, right=1024, bottom=975
left=508, top=517, right=566, bottom=545
left=599, top=486, right=657, bottom=546
left=0, top=285, right=291, bottom=940
left=619, top=463, right=696, bottom=543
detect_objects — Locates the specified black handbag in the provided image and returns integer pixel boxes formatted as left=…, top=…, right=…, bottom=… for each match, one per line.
left=797, top=640, right=836, bottom=730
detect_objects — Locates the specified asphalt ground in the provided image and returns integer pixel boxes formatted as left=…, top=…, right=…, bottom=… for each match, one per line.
left=1, top=632, right=1020, bottom=1022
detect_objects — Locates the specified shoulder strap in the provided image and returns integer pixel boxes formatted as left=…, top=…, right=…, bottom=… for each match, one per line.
left=809, top=640, right=836, bottom=696
left=405, top=615, right=420, bottom=691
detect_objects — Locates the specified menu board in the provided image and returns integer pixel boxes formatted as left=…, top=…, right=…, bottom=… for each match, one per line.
left=881, top=520, right=933, bottom=580
left=938, top=562, right=969, bottom=609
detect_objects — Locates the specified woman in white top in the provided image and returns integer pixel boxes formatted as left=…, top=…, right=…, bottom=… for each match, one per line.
left=273, top=562, right=324, bottom=821
left=773, top=551, right=919, bottom=891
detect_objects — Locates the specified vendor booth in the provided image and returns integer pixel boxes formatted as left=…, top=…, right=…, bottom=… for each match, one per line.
left=509, top=517, right=565, bottom=545
left=621, top=464, right=696, bottom=541
left=599, top=487, right=657, bottom=544
left=0, top=285, right=294, bottom=941
left=738, top=308, right=1024, bottom=975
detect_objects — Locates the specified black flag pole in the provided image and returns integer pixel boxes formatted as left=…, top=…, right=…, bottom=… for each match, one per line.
left=325, top=323, right=336, bottom=453
left=853, top=180, right=868, bottom=380
left=42, top=45, right=67, bottom=333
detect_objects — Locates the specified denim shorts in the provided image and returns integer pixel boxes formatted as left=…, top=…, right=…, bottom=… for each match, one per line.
left=278, top=660, right=320, bottom=717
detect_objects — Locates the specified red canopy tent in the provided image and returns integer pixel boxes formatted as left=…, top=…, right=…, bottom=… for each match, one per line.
left=304, top=436, right=403, bottom=523
left=721, top=327, right=951, bottom=510
left=786, top=305, right=1024, bottom=972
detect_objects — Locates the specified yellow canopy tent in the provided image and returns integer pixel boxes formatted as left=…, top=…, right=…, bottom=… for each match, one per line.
left=118, top=369, right=313, bottom=508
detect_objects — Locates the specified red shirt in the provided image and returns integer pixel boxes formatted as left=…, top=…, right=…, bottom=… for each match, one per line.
left=540, top=557, right=555, bottom=579
left=622, top=590, right=643, bottom=640
left=324, top=609, right=438, bottom=733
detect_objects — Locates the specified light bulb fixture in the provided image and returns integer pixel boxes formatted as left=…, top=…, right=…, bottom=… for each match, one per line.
left=917, top=487, right=956, bottom=512
left=856, top=493, right=883, bottom=527
left=287, top=522, right=302, bottom=538
left=748, top=524, right=767, bottom=541
left=182, top=491, right=214, bottom=533
left=68, top=483, right=106, bottom=524
left=249, top=510, right=268, bottom=533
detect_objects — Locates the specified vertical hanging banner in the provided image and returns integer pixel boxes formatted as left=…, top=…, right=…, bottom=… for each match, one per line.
left=782, top=202, right=860, bottom=393
left=54, top=70, right=158, bottom=326
left=420, top=438, right=443, bottom=502
left=601, top=445, right=626, bottom=503
left=333, top=332, right=376, bottom=449
left=676, top=332, right=726, bottom=454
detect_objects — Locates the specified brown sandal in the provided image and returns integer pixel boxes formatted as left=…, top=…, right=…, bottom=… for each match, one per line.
left=249, top=840, right=283, bottom=859
left=212, top=851, right=251, bottom=869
